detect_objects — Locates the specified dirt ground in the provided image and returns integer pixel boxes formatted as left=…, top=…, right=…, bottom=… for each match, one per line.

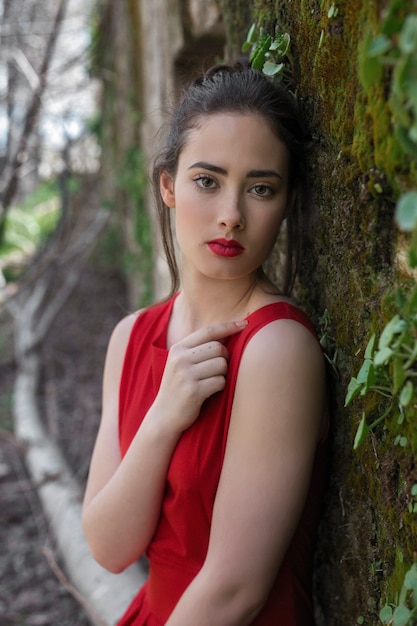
left=0, top=251, right=129, bottom=625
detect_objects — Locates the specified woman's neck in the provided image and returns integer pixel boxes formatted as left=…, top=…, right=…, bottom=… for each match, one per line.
left=167, top=272, right=282, bottom=346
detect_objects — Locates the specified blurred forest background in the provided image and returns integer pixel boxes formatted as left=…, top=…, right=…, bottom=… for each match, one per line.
left=1, top=0, right=417, bottom=625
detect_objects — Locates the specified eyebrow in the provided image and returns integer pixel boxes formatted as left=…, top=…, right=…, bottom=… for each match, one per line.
left=188, top=161, right=282, bottom=180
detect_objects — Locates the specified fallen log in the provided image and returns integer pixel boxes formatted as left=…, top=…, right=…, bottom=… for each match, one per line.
left=6, top=207, right=146, bottom=625
left=13, top=351, right=145, bottom=625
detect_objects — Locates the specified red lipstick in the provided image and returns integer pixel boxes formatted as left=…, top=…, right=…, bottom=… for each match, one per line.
left=207, top=238, right=244, bottom=258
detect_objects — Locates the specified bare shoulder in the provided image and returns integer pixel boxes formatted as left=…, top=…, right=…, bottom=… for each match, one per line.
left=244, top=316, right=324, bottom=373
left=235, top=317, right=326, bottom=440
left=108, top=310, right=143, bottom=350
left=103, top=309, right=144, bottom=377
left=112, top=309, right=143, bottom=337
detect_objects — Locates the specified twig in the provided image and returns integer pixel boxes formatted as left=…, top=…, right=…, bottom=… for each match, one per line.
left=0, top=0, right=70, bottom=241
left=42, top=545, right=109, bottom=626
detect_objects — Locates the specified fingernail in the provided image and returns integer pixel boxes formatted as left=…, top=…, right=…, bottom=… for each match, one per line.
left=234, top=320, right=248, bottom=327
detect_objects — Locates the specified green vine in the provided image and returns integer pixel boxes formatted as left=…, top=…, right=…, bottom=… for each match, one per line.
left=345, top=9, right=417, bottom=453
left=345, top=8, right=417, bottom=624
left=242, top=23, right=291, bottom=84
left=361, top=8, right=417, bottom=173
left=345, top=192, right=417, bottom=450
left=117, top=146, right=153, bottom=305
left=362, top=11, right=417, bottom=162
left=345, top=271, right=417, bottom=451
left=380, top=562, right=417, bottom=625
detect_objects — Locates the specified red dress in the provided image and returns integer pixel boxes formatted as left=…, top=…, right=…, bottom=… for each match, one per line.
left=117, top=297, right=329, bottom=625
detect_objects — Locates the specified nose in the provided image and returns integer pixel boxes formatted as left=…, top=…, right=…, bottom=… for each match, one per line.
left=217, top=193, right=246, bottom=231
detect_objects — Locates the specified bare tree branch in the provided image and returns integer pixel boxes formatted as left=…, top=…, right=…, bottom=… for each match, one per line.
left=10, top=48, right=40, bottom=90
left=6, top=207, right=109, bottom=362
left=0, top=0, right=70, bottom=244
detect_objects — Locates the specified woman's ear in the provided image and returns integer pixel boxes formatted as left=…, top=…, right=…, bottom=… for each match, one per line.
left=160, top=170, right=175, bottom=208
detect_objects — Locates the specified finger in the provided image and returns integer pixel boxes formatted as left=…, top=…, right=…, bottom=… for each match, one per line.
left=190, top=341, right=229, bottom=363
left=184, top=319, right=248, bottom=349
left=194, top=356, right=228, bottom=380
left=199, top=374, right=227, bottom=400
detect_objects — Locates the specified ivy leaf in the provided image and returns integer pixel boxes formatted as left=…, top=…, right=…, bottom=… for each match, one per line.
left=242, top=23, right=256, bottom=51
left=404, top=563, right=417, bottom=595
left=263, top=61, right=284, bottom=77
left=357, top=358, right=376, bottom=392
left=399, top=380, right=414, bottom=407
left=397, top=406, right=405, bottom=425
left=398, top=15, right=417, bottom=55
left=395, top=125, right=417, bottom=159
left=250, top=35, right=272, bottom=70
left=345, top=377, right=362, bottom=406
left=392, top=604, right=412, bottom=626
left=374, top=346, right=394, bottom=366
left=396, top=435, right=408, bottom=447
left=364, top=333, right=377, bottom=359
left=368, top=35, right=392, bottom=57
left=378, top=315, right=401, bottom=349
left=379, top=605, right=393, bottom=624
left=353, top=413, right=369, bottom=450
left=270, top=32, right=290, bottom=56
left=395, top=191, right=417, bottom=232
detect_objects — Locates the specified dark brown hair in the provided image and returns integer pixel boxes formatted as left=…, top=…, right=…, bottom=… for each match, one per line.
left=152, top=62, right=309, bottom=296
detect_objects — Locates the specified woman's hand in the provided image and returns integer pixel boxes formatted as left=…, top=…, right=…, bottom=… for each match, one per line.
left=82, top=316, right=248, bottom=572
left=155, top=319, right=248, bottom=433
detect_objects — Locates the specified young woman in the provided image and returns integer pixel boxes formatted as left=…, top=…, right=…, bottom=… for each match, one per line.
left=82, top=62, right=329, bottom=625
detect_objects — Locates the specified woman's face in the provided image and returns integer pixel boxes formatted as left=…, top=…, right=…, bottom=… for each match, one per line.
left=160, top=112, right=291, bottom=284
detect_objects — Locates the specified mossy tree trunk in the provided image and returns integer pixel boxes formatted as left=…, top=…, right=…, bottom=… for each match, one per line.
left=219, top=1, right=417, bottom=624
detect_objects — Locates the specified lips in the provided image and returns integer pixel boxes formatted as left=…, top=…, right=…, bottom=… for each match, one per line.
left=207, top=238, right=244, bottom=258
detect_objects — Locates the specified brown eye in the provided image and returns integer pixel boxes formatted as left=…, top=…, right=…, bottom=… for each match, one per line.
left=194, top=175, right=217, bottom=190
left=251, top=184, right=273, bottom=198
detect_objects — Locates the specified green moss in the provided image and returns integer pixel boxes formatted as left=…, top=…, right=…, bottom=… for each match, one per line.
left=216, top=0, right=417, bottom=622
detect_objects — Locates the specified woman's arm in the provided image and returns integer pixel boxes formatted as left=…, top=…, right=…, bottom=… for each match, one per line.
left=82, top=312, right=182, bottom=573
left=82, top=315, right=248, bottom=573
left=166, top=318, right=326, bottom=625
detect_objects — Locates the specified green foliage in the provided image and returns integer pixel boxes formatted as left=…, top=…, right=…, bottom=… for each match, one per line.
left=341, top=5, right=417, bottom=620
left=345, top=37, right=417, bottom=620
left=345, top=293, right=417, bottom=450
left=0, top=181, right=60, bottom=281
left=116, top=146, right=153, bottom=305
left=242, top=23, right=291, bottom=83
left=346, top=0, right=417, bottom=455
left=397, top=192, right=417, bottom=268
left=361, top=12, right=417, bottom=161
left=397, top=192, right=417, bottom=234
left=408, top=484, right=417, bottom=515
left=380, top=563, right=417, bottom=625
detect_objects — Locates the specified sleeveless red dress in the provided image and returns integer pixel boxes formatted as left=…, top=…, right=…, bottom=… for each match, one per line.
left=117, top=297, right=329, bottom=625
